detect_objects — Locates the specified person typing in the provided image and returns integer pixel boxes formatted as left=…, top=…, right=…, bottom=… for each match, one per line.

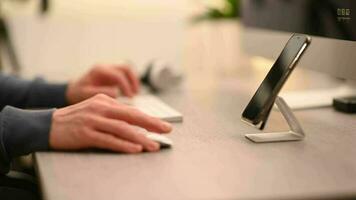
left=0, top=64, right=172, bottom=199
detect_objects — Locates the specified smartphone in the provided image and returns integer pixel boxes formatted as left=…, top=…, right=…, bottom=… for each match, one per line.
left=242, top=34, right=311, bottom=126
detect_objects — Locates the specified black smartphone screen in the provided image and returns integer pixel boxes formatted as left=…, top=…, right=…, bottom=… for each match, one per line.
left=242, top=34, right=311, bottom=125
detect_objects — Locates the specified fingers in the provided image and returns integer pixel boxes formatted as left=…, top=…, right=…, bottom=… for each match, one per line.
left=108, top=105, right=172, bottom=133
left=89, top=130, right=143, bottom=153
left=85, top=94, right=172, bottom=133
left=115, top=66, right=140, bottom=94
left=92, top=65, right=140, bottom=97
left=112, top=72, right=134, bottom=97
left=93, top=117, right=160, bottom=152
left=51, top=94, right=172, bottom=154
left=86, top=86, right=119, bottom=99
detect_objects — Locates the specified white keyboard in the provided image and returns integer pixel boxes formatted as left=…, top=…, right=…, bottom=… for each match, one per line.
left=280, top=86, right=356, bottom=110
left=118, top=95, right=183, bottom=122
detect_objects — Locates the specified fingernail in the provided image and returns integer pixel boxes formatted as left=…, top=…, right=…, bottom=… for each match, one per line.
left=162, top=122, right=172, bottom=132
left=148, top=142, right=160, bottom=151
left=134, top=145, right=143, bottom=152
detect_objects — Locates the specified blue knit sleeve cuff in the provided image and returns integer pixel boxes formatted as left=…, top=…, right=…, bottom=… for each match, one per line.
left=28, top=78, right=68, bottom=108
left=0, top=113, right=10, bottom=174
left=0, top=106, right=53, bottom=174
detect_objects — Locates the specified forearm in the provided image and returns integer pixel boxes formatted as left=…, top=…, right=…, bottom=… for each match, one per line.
left=0, top=74, right=68, bottom=110
left=0, top=106, right=53, bottom=174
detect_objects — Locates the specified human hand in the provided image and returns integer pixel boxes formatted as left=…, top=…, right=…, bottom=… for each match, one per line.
left=49, top=94, right=172, bottom=153
left=66, top=64, right=140, bottom=105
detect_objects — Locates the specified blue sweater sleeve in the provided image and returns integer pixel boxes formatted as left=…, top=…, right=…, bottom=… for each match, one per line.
left=0, top=74, right=68, bottom=174
left=0, top=74, right=68, bottom=110
left=0, top=107, right=54, bottom=174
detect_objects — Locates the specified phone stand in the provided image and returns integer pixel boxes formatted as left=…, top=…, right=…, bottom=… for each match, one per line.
left=245, top=96, right=305, bottom=143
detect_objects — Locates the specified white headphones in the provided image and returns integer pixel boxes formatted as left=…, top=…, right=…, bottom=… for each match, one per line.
left=141, top=60, right=182, bottom=91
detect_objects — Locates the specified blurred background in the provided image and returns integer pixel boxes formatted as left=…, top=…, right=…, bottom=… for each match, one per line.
left=0, top=0, right=242, bottom=83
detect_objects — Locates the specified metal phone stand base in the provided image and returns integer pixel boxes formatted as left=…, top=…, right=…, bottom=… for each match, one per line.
left=245, top=96, right=305, bottom=143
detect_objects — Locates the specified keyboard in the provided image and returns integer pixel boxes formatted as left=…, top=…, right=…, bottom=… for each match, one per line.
left=279, top=86, right=356, bottom=110
left=118, top=95, right=183, bottom=122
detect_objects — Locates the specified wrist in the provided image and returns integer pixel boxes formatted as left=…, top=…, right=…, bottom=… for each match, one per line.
left=66, top=81, right=77, bottom=105
left=49, top=109, right=60, bottom=149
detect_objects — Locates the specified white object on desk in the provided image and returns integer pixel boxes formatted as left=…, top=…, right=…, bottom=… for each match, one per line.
left=141, top=59, right=183, bottom=91
left=118, top=95, right=183, bottom=122
left=245, top=96, right=305, bottom=143
left=136, top=127, right=173, bottom=148
left=280, top=85, right=356, bottom=110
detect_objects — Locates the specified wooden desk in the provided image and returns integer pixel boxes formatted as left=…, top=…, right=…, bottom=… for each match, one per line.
left=34, top=22, right=356, bottom=200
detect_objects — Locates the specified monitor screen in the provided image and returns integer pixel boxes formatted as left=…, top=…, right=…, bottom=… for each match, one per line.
left=242, top=0, right=356, bottom=41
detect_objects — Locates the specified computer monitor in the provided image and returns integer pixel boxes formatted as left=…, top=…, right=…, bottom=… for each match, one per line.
left=241, top=0, right=356, bottom=109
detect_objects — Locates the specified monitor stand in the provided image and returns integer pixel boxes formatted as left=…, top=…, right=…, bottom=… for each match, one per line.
left=245, top=96, right=305, bottom=143
left=279, top=81, right=356, bottom=110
